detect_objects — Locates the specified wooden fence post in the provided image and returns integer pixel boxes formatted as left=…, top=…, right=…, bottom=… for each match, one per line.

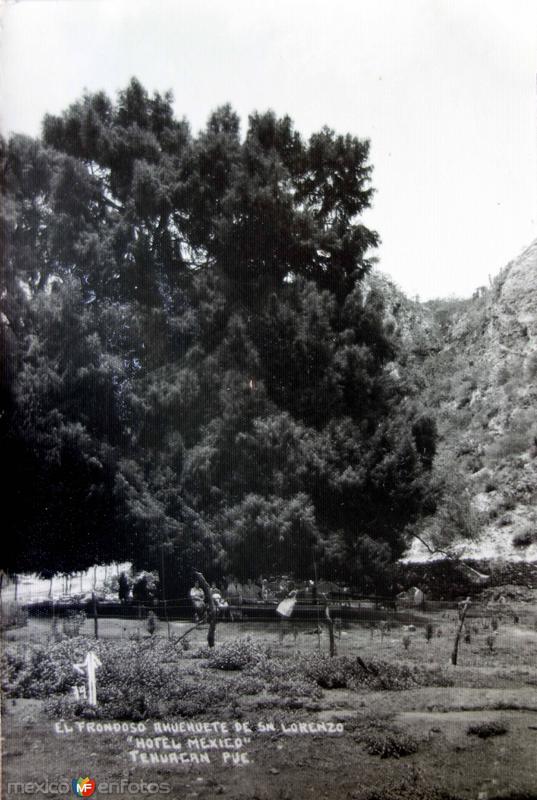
left=194, top=570, right=217, bottom=648
left=92, top=591, right=99, bottom=639
left=451, top=597, right=471, bottom=666
left=321, top=594, right=336, bottom=657
left=163, top=598, right=171, bottom=639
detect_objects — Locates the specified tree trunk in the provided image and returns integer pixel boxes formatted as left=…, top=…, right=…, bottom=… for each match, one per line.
left=451, top=597, right=471, bottom=666
left=321, top=595, right=336, bottom=657
left=163, top=598, right=171, bottom=639
left=92, top=591, right=99, bottom=639
left=194, top=570, right=217, bottom=648
left=51, top=600, right=58, bottom=640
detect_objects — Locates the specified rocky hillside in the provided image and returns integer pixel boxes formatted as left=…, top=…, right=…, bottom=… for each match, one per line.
left=372, top=239, right=537, bottom=563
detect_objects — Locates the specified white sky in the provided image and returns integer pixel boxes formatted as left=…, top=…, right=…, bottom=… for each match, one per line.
left=1, top=0, right=537, bottom=299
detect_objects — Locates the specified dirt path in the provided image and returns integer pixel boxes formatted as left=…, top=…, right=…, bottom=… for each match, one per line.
left=4, top=689, right=537, bottom=800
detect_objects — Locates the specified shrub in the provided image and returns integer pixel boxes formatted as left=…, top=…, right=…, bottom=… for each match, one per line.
left=525, top=351, right=537, bottom=381
left=0, top=602, right=28, bottom=630
left=502, top=494, right=517, bottom=511
left=166, top=684, right=231, bottom=718
left=467, top=720, right=508, bottom=738
left=102, top=574, right=119, bottom=596
left=488, top=431, right=529, bottom=460
left=62, top=611, right=86, bottom=638
left=354, top=781, right=461, bottom=800
left=247, top=657, right=323, bottom=701
left=300, top=654, right=365, bottom=690
left=118, top=572, right=131, bottom=602
left=146, top=611, right=157, bottom=636
left=486, top=634, right=496, bottom=652
left=2, top=637, right=181, bottom=705
left=359, top=725, right=419, bottom=758
left=95, top=640, right=186, bottom=718
left=496, top=365, right=510, bottom=386
left=187, top=645, right=211, bottom=660
left=425, top=623, right=434, bottom=642
left=2, top=639, right=82, bottom=698
left=2, top=635, right=453, bottom=722
left=207, top=637, right=267, bottom=671
left=44, top=696, right=98, bottom=719
left=225, top=673, right=265, bottom=696
left=45, top=674, right=231, bottom=721
left=266, top=676, right=322, bottom=701
left=299, top=654, right=451, bottom=692
left=512, top=529, right=537, bottom=549
left=132, top=571, right=159, bottom=602
left=402, top=635, right=411, bottom=651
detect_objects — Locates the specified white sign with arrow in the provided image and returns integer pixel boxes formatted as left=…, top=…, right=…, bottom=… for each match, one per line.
left=73, top=651, right=102, bottom=706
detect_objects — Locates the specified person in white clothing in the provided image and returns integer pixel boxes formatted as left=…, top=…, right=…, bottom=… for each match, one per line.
left=189, top=581, right=205, bottom=622
left=277, top=589, right=298, bottom=643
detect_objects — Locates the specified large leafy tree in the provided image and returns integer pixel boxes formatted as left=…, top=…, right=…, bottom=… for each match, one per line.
left=1, top=80, right=437, bottom=593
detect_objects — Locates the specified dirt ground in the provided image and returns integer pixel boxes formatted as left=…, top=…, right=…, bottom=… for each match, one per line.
left=4, top=609, right=537, bottom=800
left=4, top=691, right=537, bottom=800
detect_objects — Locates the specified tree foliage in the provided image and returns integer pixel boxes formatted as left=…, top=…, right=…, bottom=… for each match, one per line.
left=1, top=79, right=437, bottom=593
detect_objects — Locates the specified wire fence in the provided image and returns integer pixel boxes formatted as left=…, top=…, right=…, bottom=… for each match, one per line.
left=4, top=590, right=527, bottom=672
left=4, top=593, right=497, bottom=639
left=4, top=605, right=509, bottom=668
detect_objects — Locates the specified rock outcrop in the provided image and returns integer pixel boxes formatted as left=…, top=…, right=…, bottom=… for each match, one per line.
left=372, top=238, right=537, bottom=563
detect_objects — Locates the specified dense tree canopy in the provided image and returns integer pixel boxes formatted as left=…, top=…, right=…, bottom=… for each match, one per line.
left=1, top=79, right=437, bottom=594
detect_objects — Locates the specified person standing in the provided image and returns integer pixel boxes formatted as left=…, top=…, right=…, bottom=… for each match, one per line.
left=189, top=580, right=205, bottom=622
left=277, top=589, right=298, bottom=643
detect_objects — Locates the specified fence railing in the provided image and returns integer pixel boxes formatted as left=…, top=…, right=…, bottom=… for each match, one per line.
left=19, top=594, right=494, bottom=627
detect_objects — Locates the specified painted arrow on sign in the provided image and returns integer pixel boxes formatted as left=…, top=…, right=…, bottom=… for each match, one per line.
left=73, top=651, right=102, bottom=706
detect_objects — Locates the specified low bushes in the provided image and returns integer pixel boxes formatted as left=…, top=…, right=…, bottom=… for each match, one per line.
left=467, top=720, right=509, bottom=738
left=2, top=639, right=82, bottom=698
left=1, top=602, right=28, bottom=630
left=206, top=637, right=267, bottom=670
left=62, top=611, right=86, bottom=638
left=359, top=724, right=419, bottom=758
left=355, top=783, right=461, bottom=800
left=45, top=678, right=231, bottom=720
left=298, top=653, right=453, bottom=692
left=2, top=637, right=186, bottom=710
left=2, top=636, right=454, bottom=721
left=512, top=529, right=537, bottom=549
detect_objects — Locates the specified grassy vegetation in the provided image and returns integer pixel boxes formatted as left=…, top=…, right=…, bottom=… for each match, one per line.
left=467, top=719, right=509, bottom=738
left=3, top=604, right=537, bottom=799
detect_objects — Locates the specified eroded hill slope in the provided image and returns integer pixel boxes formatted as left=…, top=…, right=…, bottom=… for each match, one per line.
left=371, top=239, right=537, bottom=562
